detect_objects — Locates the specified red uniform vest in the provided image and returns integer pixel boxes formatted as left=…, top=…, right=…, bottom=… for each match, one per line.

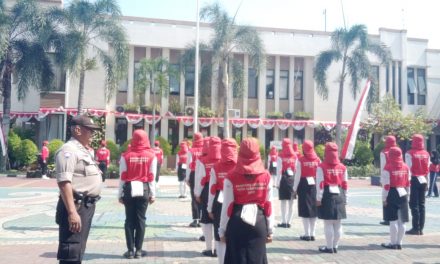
left=407, top=149, right=429, bottom=176
left=319, top=163, right=347, bottom=190
left=281, top=156, right=296, bottom=173
left=96, top=147, right=110, bottom=165
left=299, top=156, right=320, bottom=178
left=153, top=147, right=163, bottom=165
left=269, top=154, right=278, bottom=163
left=178, top=152, right=187, bottom=165
left=42, top=146, right=49, bottom=162
left=384, top=165, right=410, bottom=188
left=121, top=150, right=155, bottom=182
left=227, top=171, right=272, bottom=217
left=210, top=162, right=236, bottom=194
left=201, top=162, right=216, bottom=186
left=429, top=163, right=439, bottom=173
left=189, top=147, right=203, bottom=171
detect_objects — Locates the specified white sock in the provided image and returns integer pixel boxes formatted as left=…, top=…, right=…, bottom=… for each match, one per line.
left=216, top=241, right=226, bottom=264
left=390, top=220, right=398, bottom=245
left=280, top=200, right=287, bottom=223
left=179, top=182, right=185, bottom=196
left=324, top=220, right=334, bottom=248
left=302, top=218, right=310, bottom=236
left=333, top=220, right=342, bottom=248
left=182, top=182, right=187, bottom=196
left=310, top=217, right=317, bottom=236
left=202, top=224, right=213, bottom=251
left=396, top=211, right=406, bottom=245
left=287, top=199, right=294, bottom=224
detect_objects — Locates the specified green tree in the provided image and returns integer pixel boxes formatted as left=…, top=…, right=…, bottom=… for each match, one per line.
left=48, top=139, right=64, bottom=164
left=0, top=0, right=56, bottom=171
left=189, top=3, right=265, bottom=137
left=313, top=24, right=391, bottom=149
left=18, top=139, right=38, bottom=166
left=52, top=0, right=128, bottom=113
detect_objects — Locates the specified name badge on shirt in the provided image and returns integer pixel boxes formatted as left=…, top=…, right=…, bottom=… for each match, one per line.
left=306, top=177, right=315, bottom=185
left=396, top=187, right=407, bottom=197
left=287, top=168, right=294, bottom=176
left=217, top=191, right=224, bottom=203
left=272, top=162, right=277, bottom=168
left=181, top=163, right=187, bottom=169
left=417, top=176, right=427, bottom=184
left=329, top=185, right=340, bottom=194
left=241, top=204, right=258, bottom=226
left=130, top=181, right=144, bottom=197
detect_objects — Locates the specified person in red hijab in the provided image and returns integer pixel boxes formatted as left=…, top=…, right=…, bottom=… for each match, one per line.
left=118, top=130, right=156, bottom=259
left=40, top=140, right=50, bottom=179
left=176, top=141, right=189, bottom=198
left=293, top=141, right=303, bottom=158
left=379, top=135, right=397, bottom=225
left=207, top=138, right=238, bottom=264
left=219, top=138, right=273, bottom=263
left=267, top=146, right=279, bottom=185
left=275, top=138, right=297, bottom=228
left=185, top=132, right=204, bottom=228
left=404, top=134, right=429, bottom=235
left=316, top=142, right=348, bottom=254
left=293, top=140, right=321, bottom=241
left=381, top=147, right=410, bottom=250
left=96, top=140, right=111, bottom=182
left=195, top=136, right=221, bottom=257
left=153, top=140, right=164, bottom=184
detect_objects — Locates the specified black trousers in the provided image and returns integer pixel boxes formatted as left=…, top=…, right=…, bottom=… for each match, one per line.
left=155, top=164, right=161, bottom=183
left=98, top=161, right=107, bottom=182
left=189, top=171, right=200, bottom=220
left=56, top=198, right=95, bottom=263
left=409, top=177, right=427, bottom=231
left=122, top=182, right=150, bottom=251
left=40, top=161, right=48, bottom=175
left=428, top=172, right=439, bottom=196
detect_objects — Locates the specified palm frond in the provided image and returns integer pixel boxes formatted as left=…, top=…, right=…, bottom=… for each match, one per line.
left=234, top=25, right=265, bottom=72
left=347, top=48, right=370, bottom=99
left=231, top=58, right=244, bottom=98
left=313, top=49, right=341, bottom=100
left=344, top=24, right=368, bottom=49
left=368, top=41, right=392, bottom=66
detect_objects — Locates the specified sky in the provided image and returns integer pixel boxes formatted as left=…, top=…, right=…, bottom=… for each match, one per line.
left=110, top=0, right=440, bottom=49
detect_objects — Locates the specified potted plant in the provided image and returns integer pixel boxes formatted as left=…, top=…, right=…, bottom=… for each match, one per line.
left=247, top=108, right=259, bottom=118
left=266, top=111, right=283, bottom=119
left=293, top=111, right=312, bottom=120
left=123, top=103, right=139, bottom=114
left=168, top=98, right=184, bottom=116
left=141, top=104, right=161, bottom=115
left=198, top=106, right=216, bottom=117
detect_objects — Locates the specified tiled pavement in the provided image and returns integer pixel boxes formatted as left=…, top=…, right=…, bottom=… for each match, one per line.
left=1, top=175, right=440, bottom=264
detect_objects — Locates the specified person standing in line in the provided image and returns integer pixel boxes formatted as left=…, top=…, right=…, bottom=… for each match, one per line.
left=208, top=138, right=238, bottom=264
left=316, top=142, right=348, bottom=254
left=41, top=140, right=50, bottom=179
left=275, top=138, right=297, bottom=228
left=176, top=141, right=189, bottom=198
left=293, top=140, right=320, bottom=241
left=96, top=140, right=110, bottom=182
left=55, top=115, right=102, bottom=264
left=219, top=138, right=273, bottom=264
left=153, top=140, right=164, bottom=184
left=381, top=147, right=410, bottom=250
left=267, top=146, right=278, bottom=186
left=427, top=150, right=439, bottom=198
left=118, top=130, right=156, bottom=259
left=405, top=134, right=430, bottom=235
left=195, top=137, right=221, bottom=257
left=293, top=141, right=303, bottom=158
left=185, top=132, right=204, bottom=227
left=379, top=135, right=397, bottom=226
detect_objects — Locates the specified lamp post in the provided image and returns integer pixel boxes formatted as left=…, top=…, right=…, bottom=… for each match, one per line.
left=193, top=0, right=200, bottom=134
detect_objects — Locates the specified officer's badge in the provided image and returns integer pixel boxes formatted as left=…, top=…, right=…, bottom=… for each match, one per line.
left=64, top=152, right=72, bottom=158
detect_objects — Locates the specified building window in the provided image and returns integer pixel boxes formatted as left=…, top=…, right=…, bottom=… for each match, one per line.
left=266, top=69, right=274, bottom=99
left=294, top=70, right=303, bottom=100
left=39, top=114, right=64, bottom=142
left=118, top=78, right=128, bottom=92
left=386, top=66, right=390, bottom=93
left=398, top=63, right=402, bottom=105
left=407, top=68, right=415, bottom=105
left=248, top=68, right=258, bottom=98
left=48, top=54, right=66, bottom=92
left=185, top=66, right=195, bottom=96
left=279, top=70, right=289, bottom=99
left=169, top=64, right=180, bottom=95
left=392, top=64, right=396, bottom=98
left=417, top=68, right=426, bottom=105
left=115, top=117, right=128, bottom=145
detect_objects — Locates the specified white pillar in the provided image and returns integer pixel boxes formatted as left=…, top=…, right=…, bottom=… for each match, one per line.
left=127, top=46, right=134, bottom=104
left=274, top=55, right=280, bottom=112
left=145, top=47, right=151, bottom=105
left=258, top=57, right=267, bottom=146
left=289, top=56, right=295, bottom=113
left=243, top=54, right=249, bottom=117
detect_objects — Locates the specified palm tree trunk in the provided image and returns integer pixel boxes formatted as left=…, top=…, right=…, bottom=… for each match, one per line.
left=222, top=61, right=230, bottom=138
left=0, top=63, right=12, bottom=172
left=151, top=77, right=156, bottom=147
left=77, top=68, right=85, bottom=114
left=336, top=54, right=348, bottom=150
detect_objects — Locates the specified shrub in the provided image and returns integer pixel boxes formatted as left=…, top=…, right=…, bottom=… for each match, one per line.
left=293, top=111, right=312, bottom=120
left=18, top=139, right=38, bottom=166
left=354, top=141, right=374, bottom=166
left=119, top=139, right=132, bottom=154
left=48, top=139, right=64, bottom=164
left=107, top=163, right=120, bottom=179
left=315, top=144, right=325, bottom=160
left=347, top=164, right=379, bottom=177
left=156, top=136, right=171, bottom=156
left=13, top=127, right=36, bottom=141
left=8, top=131, right=21, bottom=168
left=105, top=139, right=120, bottom=162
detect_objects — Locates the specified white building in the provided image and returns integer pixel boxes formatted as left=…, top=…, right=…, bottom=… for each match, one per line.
left=5, top=2, right=440, bottom=167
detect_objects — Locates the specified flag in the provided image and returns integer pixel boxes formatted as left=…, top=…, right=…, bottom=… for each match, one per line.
left=340, top=80, right=371, bottom=160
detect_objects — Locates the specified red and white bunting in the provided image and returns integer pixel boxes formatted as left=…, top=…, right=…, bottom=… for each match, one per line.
left=247, top=118, right=260, bottom=129
left=125, top=114, right=144, bottom=124
left=262, top=120, right=276, bottom=130
left=276, top=120, right=291, bottom=130
left=177, top=117, right=194, bottom=127
left=87, top=109, right=107, bottom=117
left=199, top=118, right=213, bottom=127
left=145, top=115, right=161, bottom=124
left=231, top=118, right=247, bottom=128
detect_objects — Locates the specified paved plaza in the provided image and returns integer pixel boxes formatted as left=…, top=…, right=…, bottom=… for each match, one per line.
left=0, top=175, right=439, bottom=264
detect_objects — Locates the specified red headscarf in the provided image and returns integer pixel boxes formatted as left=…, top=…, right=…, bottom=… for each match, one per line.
left=100, top=140, right=107, bottom=147
left=293, top=142, right=302, bottom=157
left=178, top=141, right=188, bottom=155
left=280, top=138, right=296, bottom=158
left=43, top=140, right=49, bottom=146
left=206, top=136, right=221, bottom=163
left=200, top=137, right=210, bottom=162
left=220, top=138, right=238, bottom=163
left=269, top=146, right=277, bottom=156
left=154, top=140, right=160, bottom=147
left=192, top=132, right=204, bottom=148
left=302, top=140, right=318, bottom=160
left=383, top=135, right=397, bottom=152
left=233, top=138, right=265, bottom=174
left=324, top=142, right=340, bottom=165
left=130, top=130, right=150, bottom=152
left=411, top=134, right=425, bottom=150
left=386, top=147, right=404, bottom=169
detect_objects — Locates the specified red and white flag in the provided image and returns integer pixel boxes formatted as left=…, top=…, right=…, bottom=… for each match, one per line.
left=340, top=80, right=371, bottom=160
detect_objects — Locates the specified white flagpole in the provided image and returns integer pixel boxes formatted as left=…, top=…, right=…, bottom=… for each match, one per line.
left=193, top=0, right=200, bottom=133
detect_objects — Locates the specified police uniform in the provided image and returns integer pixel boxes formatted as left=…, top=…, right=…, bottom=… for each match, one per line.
left=55, top=138, right=102, bottom=263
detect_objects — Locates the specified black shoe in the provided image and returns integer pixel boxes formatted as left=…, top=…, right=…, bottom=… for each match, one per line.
left=213, top=250, right=217, bottom=257
left=380, top=221, right=390, bottom=226
left=134, top=249, right=146, bottom=258
left=277, top=223, right=286, bottom=228
left=199, top=235, right=205, bottom=241
left=286, top=223, right=291, bottom=228
left=197, top=223, right=201, bottom=227
left=381, top=243, right=397, bottom=249
left=318, top=246, right=334, bottom=253
left=396, top=244, right=402, bottom=250
left=202, top=250, right=214, bottom=257
left=300, top=235, right=311, bottom=241
left=333, top=247, right=338, bottom=253
left=310, top=236, right=315, bottom=241
left=189, top=220, right=198, bottom=227
left=123, top=250, right=134, bottom=259
left=405, top=229, right=421, bottom=235
left=178, top=195, right=184, bottom=198
left=420, top=230, right=424, bottom=235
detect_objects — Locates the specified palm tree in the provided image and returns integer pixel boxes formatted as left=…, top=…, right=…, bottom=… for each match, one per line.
left=193, top=3, right=265, bottom=138
left=134, top=57, right=176, bottom=146
left=313, top=24, right=391, bottom=148
left=0, top=0, right=55, bottom=171
left=52, top=0, right=128, bottom=113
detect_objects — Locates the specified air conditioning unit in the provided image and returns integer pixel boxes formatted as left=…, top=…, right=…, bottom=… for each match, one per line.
left=185, top=106, right=195, bottom=116
left=284, top=112, right=293, bottom=119
left=228, top=109, right=241, bottom=118
left=116, top=105, right=125, bottom=113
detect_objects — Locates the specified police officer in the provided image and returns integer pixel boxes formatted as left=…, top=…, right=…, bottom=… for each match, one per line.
left=55, top=115, right=102, bottom=264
